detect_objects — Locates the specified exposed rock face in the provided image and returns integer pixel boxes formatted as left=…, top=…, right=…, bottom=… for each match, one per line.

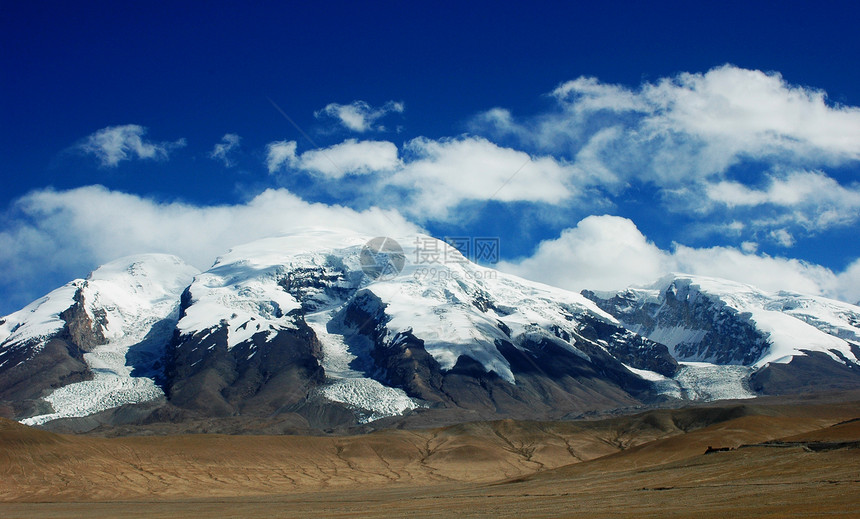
left=574, top=313, right=679, bottom=377
left=749, top=350, right=860, bottom=394
left=0, top=284, right=101, bottom=418
left=156, top=232, right=681, bottom=425
left=339, top=289, right=658, bottom=420
left=1, top=255, right=197, bottom=424
left=8, top=234, right=860, bottom=431
left=60, top=285, right=109, bottom=352
left=164, top=289, right=325, bottom=418
left=584, top=275, right=860, bottom=397
left=0, top=336, right=91, bottom=419
left=584, top=283, right=769, bottom=365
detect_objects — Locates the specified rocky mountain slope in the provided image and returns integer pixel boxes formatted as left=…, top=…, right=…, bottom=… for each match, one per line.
left=584, top=275, right=860, bottom=396
left=2, top=231, right=859, bottom=431
left=162, top=230, right=675, bottom=427
left=0, top=255, right=197, bottom=423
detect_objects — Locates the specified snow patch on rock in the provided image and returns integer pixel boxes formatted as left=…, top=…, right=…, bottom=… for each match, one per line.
left=20, top=254, right=197, bottom=425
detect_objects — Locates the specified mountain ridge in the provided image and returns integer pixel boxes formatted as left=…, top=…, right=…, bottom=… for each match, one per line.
left=2, top=231, right=859, bottom=431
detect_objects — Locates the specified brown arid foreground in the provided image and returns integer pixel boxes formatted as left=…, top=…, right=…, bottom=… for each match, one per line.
left=1, top=396, right=859, bottom=518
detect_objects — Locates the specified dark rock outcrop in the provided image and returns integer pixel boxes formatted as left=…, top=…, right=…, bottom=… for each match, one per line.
left=584, top=281, right=770, bottom=365
left=164, top=297, right=325, bottom=418
left=336, top=289, right=660, bottom=421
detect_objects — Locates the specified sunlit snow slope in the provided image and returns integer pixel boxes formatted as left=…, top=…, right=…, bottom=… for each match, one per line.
left=3, top=255, right=198, bottom=425
left=171, top=229, right=666, bottom=422
left=6, top=231, right=859, bottom=428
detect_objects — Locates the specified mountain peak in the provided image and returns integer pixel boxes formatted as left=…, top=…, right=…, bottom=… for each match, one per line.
left=586, top=276, right=860, bottom=368
left=3, top=236, right=859, bottom=430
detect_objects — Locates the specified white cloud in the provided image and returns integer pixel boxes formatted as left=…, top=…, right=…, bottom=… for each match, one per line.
left=499, top=215, right=671, bottom=292
left=265, top=140, right=298, bottom=173
left=705, top=170, right=860, bottom=232
left=392, top=136, right=577, bottom=220
left=263, top=136, right=588, bottom=221
left=500, top=214, right=858, bottom=303
left=297, top=139, right=399, bottom=178
left=208, top=133, right=241, bottom=167
left=768, top=229, right=796, bottom=247
left=473, top=65, right=860, bottom=239
left=641, top=66, right=860, bottom=162
left=485, top=65, right=860, bottom=183
left=552, top=76, right=650, bottom=113
left=740, top=241, right=758, bottom=254
left=78, top=124, right=186, bottom=167
left=671, top=244, right=835, bottom=296
left=315, top=100, right=404, bottom=132
left=0, top=186, right=419, bottom=314
left=835, top=259, right=860, bottom=304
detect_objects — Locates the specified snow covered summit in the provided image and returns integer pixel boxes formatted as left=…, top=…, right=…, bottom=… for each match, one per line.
left=167, top=229, right=672, bottom=424
left=0, top=254, right=197, bottom=424
left=584, top=274, right=860, bottom=396
left=2, top=232, right=859, bottom=430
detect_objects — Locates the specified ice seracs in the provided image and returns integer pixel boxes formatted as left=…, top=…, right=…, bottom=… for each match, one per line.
left=306, top=309, right=420, bottom=423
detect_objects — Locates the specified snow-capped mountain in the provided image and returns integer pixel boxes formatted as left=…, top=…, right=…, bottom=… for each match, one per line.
left=164, top=229, right=674, bottom=425
left=3, top=233, right=860, bottom=430
left=584, top=274, right=860, bottom=396
left=0, top=255, right=197, bottom=424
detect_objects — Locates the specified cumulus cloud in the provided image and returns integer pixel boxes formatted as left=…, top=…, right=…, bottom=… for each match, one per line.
left=265, top=139, right=399, bottom=178
left=640, top=66, right=860, bottom=161
left=544, top=65, right=860, bottom=169
left=263, top=136, right=590, bottom=220
left=78, top=124, right=186, bottom=167
left=473, top=65, right=860, bottom=240
left=835, top=259, right=860, bottom=304
left=500, top=214, right=859, bottom=303
left=271, top=64, right=860, bottom=233
left=740, top=241, right=758, bottom=254
left=393, top=137, right=578, bottom=220
left=670, top=242, right=834, bottom=296
left=297, top=139, right=400, bottom=178
left=315, top=100, right=404, bottom=132
left=768, top=229, right=796, bottom=247
left=499, top=215, right=671, bottom=292
left=552, top=76, right=650, bottom=113
left=0, top=186, right=419, bottom=314
left=208, top=133, right=241, bottom=167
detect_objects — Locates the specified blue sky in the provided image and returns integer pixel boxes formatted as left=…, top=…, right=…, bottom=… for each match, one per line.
left=2, top=1, right=860, bottom=314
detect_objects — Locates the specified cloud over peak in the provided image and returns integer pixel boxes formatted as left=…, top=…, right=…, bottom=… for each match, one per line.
left=499, top=214, right=860, bottom=303
left=0, top=185, right=419, bottom=313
